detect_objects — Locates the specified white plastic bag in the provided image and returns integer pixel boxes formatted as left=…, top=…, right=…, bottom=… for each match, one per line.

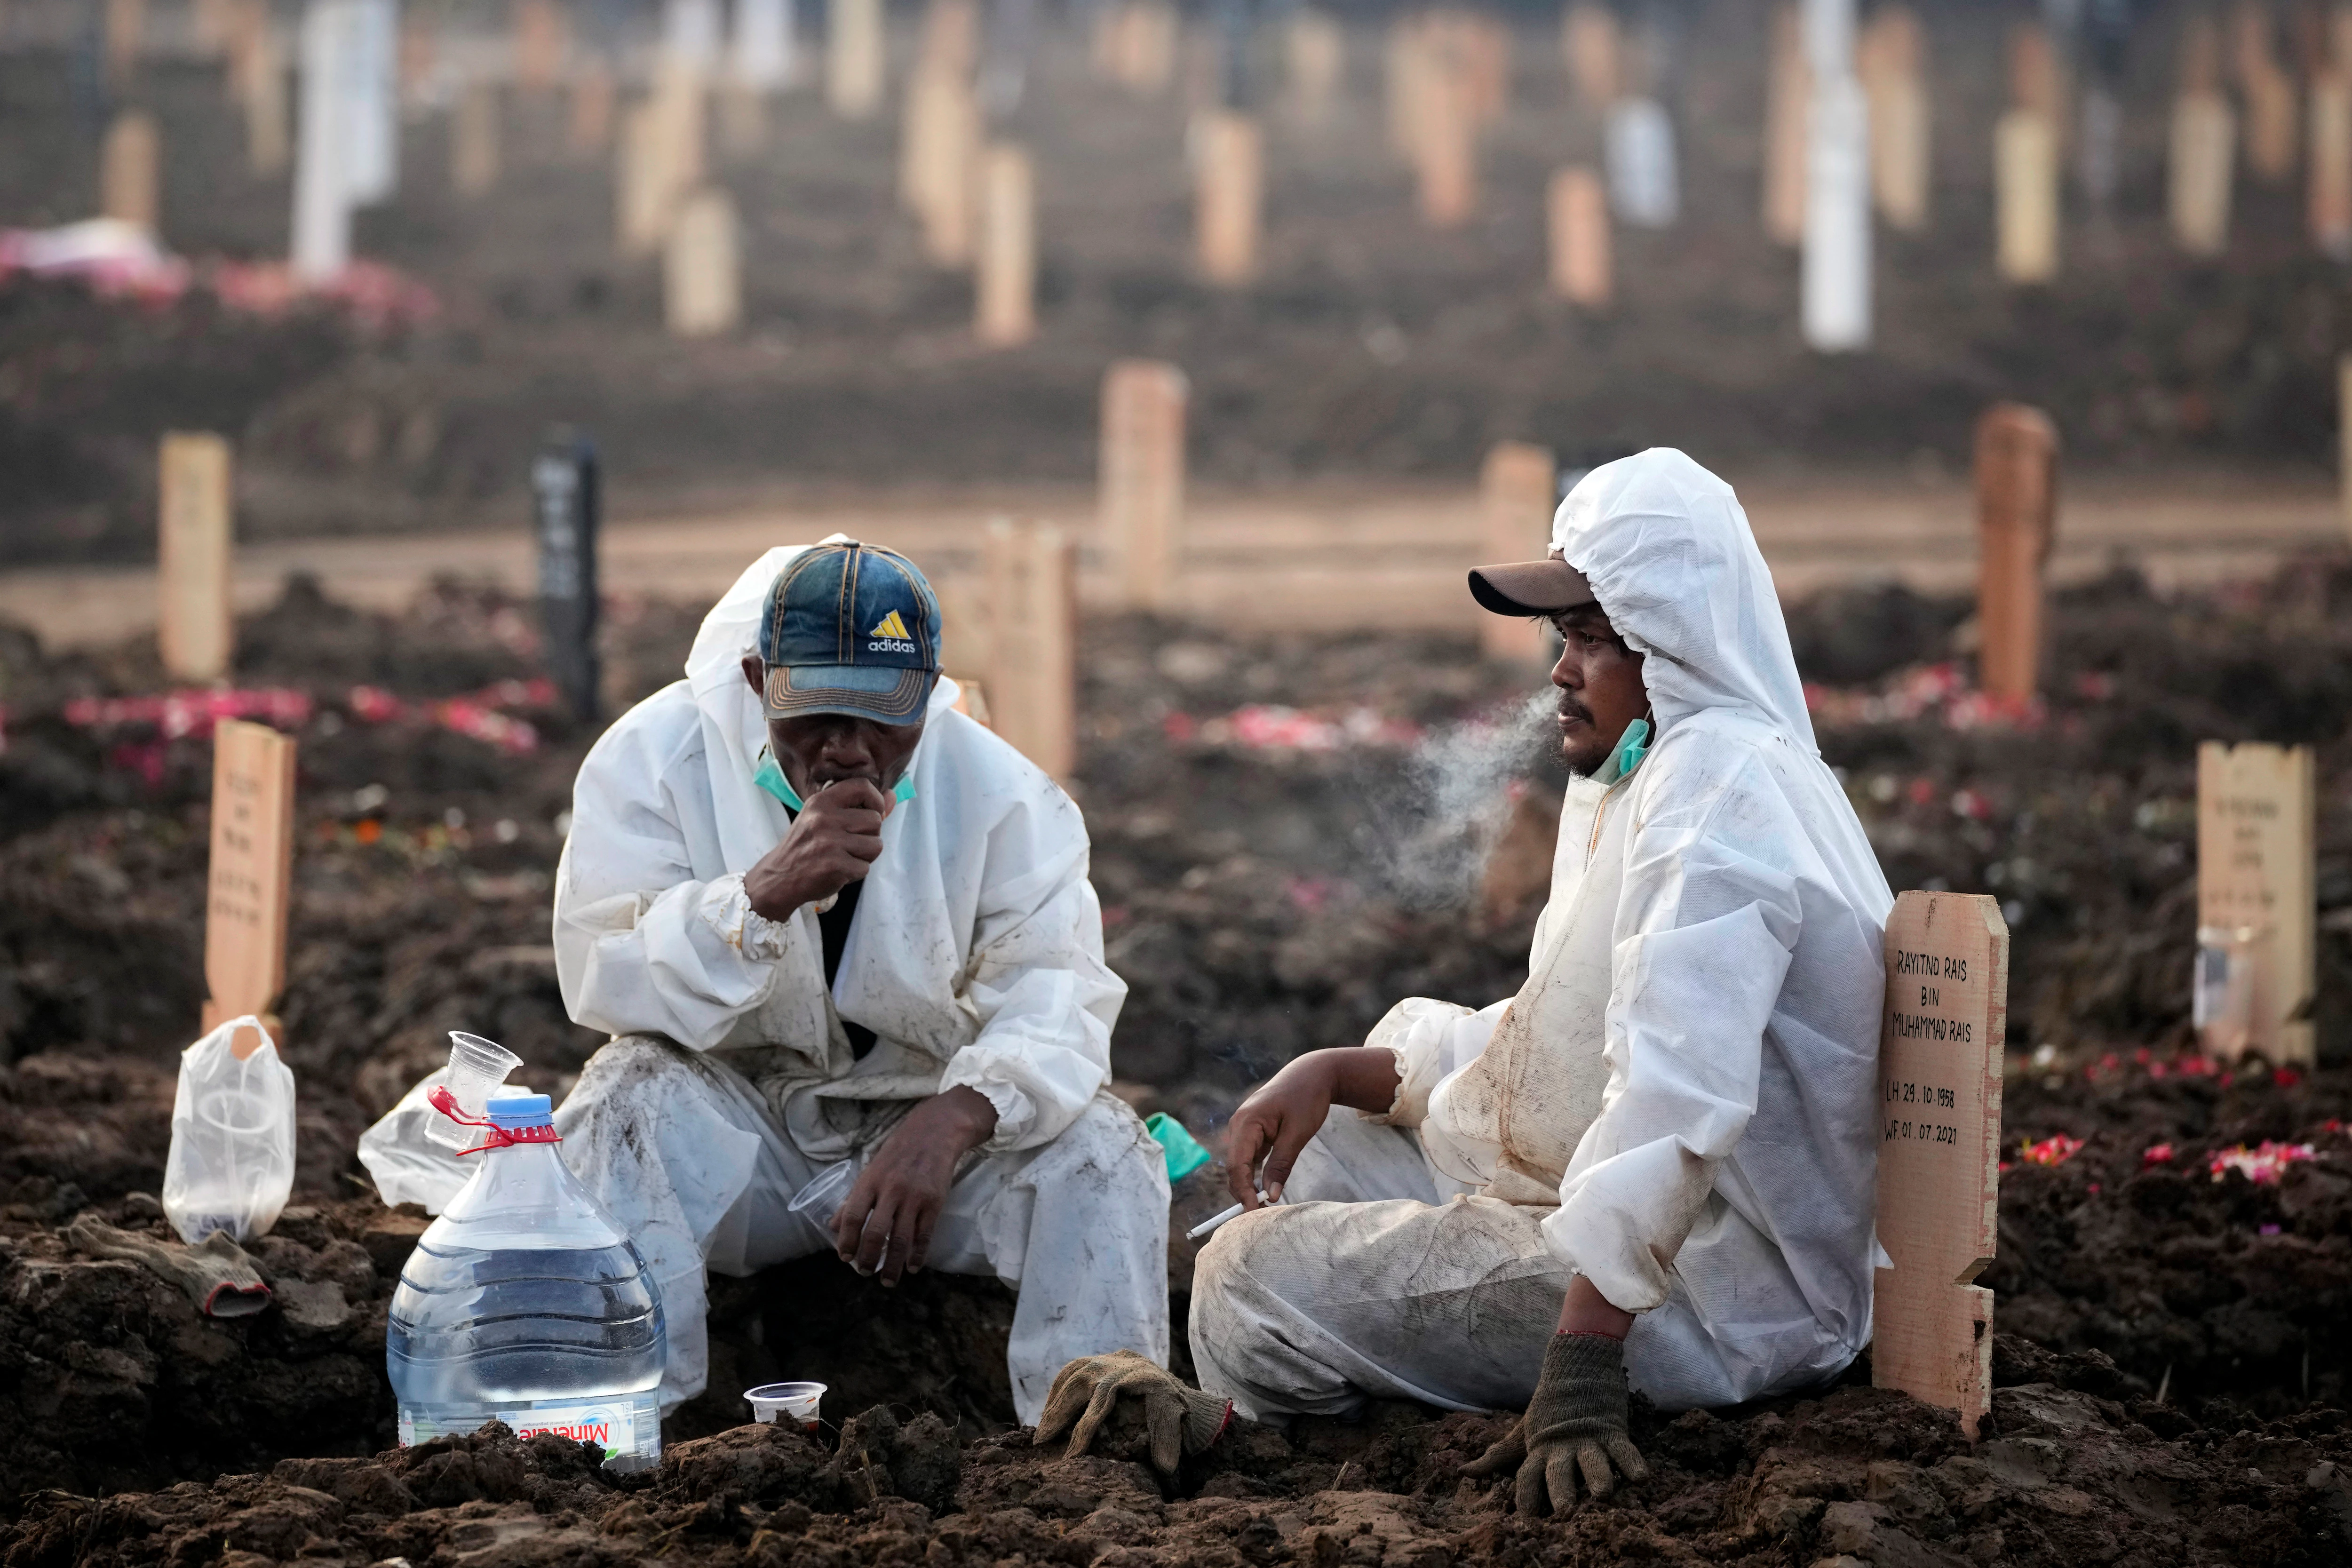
left=162, top=1015, right=297, bottom=1245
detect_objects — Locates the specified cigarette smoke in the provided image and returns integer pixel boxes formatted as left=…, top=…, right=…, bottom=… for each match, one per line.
left=1352, top=686, right=1561, bottom=910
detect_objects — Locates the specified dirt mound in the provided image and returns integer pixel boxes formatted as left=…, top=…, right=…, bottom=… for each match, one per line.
left=8, top=1355, right=2351, bottom=1568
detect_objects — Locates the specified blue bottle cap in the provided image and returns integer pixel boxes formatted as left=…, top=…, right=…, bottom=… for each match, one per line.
left=485, top=1092, right=554, bottom=1128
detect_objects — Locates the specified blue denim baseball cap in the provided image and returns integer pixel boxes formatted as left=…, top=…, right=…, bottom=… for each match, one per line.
left=757, top=540, right=941, bottom=724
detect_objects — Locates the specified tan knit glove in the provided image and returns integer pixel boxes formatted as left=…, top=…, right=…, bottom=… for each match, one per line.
left=67, top=1216, right=273, bottom=1319
left=1463, top=1332, right=1651, bottom=1516
left=1034, top=1350, right=1232, bottom=1475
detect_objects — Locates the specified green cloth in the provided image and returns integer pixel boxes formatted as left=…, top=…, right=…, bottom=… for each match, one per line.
left=1144, top=1112, right=1212, bottom=1182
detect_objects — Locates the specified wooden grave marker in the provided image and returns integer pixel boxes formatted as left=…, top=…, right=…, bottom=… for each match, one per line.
left=1548, top=164, right=1610, bottom=307
left=975, top=143, right=1035, bottom=347
left=2341, top=353, right=2352, bottom=537
left=159, top=432, right=234, bottom=683
left=2196, top=743, right=2316, bottom=1066
left=984, top=519, right=1077, bottom=781
left=453, top=79, right=502, bottom=196
left=828, top=0, right=884, bottom=119
left=1872, top=890, right=2008, bottom=1441
left=2311, top=72, right=2352, bottom=256
left=1763, top=1, right=1806, bottom=246
left=513, top=0, right=567, bottom=95
left=201, top=718, right=293, bottom=1043
left=1859, top=5, right=1927, bottom=231
left=1286, top=9, right=1343, bottom=127
left=103, top=111, right=160, bottom=232
left=1994, top=109, right=2058, bottom=284
left=2173, top=16, right=2235, bottom=258
left=1564, top=3, right=1620, bottom=108
left=107, top=0, right=147, bottom=87
left=905, top=66, right=978, bottom=265
left=570, top=62, right=616, bottom=157
left=1195, top=110, right=1262, bottom=286
left=1973, top=403, right=2057, bottom=707
left=203, top=719, right=296, bottom=1037
left=1478, top=442, right=1558, bottom=665
left=236, top=2, right=289, bottom=176
left=1415, top=50, right=1475, bottom=228
left=1100, top=360, right=1188, bottom=611
left=665, top=188, right=741, bottom=337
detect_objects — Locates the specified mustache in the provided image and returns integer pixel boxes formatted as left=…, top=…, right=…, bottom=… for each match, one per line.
left=1556, top=696, right=1591, bottom=724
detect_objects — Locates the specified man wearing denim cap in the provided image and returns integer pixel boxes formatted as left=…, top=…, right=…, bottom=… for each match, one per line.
left=360, top=536, right=1168, bottom=1424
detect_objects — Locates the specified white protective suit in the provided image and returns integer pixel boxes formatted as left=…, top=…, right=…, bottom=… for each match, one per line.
left=360, top=543, right=1169, bottom=1425
left=1190, top=449, right=1893, bottom=1419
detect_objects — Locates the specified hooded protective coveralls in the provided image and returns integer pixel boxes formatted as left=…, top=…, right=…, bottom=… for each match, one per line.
left=1189, top=449, right=1892, bottom=1418
left=358, top=544, right=1168, bottom=1424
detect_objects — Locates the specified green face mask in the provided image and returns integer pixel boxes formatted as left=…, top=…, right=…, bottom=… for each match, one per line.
left=1598, top=717, right=1651, bottom=785
left=754, top=747, right=917, bottom=812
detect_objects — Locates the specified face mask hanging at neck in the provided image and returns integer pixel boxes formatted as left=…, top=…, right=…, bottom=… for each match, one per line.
left=755, top=746, right=917, bottom=812
left=1597, top=717, right=1651, bottom=785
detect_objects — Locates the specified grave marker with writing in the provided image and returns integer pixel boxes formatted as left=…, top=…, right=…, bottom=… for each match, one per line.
left=1100, top=360, right=1188, bottom=611
left=532, top=430, right=601, bottom=724
left=2196, top=742, right=2315, bottom=1066
left=1973, top=403, right=2057, bottom=707
left=202, top=718, right=298, bottom=1035
left=984, top=519, right=1076, bottom=781
left=1479, top=442, right=1558, bottom=665
left=159, top=432, right=234, bottom=683
left=1872, top=890, right=2007, bottom=1441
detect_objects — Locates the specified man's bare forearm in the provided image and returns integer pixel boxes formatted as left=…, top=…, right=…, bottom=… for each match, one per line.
left=1316, top=1045, right=1404, bottom=1115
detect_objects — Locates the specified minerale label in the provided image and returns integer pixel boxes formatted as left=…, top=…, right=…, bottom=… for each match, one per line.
left=399, top=1401, right=634, bottom=1454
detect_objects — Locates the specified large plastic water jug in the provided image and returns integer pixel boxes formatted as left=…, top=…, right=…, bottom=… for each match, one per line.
left=386, top=1091, right=667, bottom=1472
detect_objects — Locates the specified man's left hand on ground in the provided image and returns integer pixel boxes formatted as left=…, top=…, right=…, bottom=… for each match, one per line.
left=1035, top=1350, right=1232, bottom=1475
left=832, top=1085, right=999, bottom=1285
left=1464, top=1332, right=1651, bottom=1517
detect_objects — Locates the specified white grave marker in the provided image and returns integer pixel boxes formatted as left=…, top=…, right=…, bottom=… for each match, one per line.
left=2196, top=743, right=2316, bottom=1067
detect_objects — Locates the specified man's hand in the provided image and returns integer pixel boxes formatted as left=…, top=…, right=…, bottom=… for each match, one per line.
left=1223, top=1046, right=1401, bottom=1211
left=744, top=777, right=892, bottom=919
left=832, top=1086, right=998, bottom=1286
left=1463, top=1331, right=1650, bottom=1517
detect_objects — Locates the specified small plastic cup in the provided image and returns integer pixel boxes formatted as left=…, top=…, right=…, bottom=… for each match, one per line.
left=746, top=1381, right=826, bottom=1432
left=785, top=1159, right=858, bottom=1246
left=428, top=1031, right=524, bottom=1149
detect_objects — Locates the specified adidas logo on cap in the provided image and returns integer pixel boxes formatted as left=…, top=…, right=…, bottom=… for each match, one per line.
left=867, top=609, right=917, bottom=653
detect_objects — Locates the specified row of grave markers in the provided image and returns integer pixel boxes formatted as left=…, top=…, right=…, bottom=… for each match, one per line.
left=81, top=1, right=2352, bottom=344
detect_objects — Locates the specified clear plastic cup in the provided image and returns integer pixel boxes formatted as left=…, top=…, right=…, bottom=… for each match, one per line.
left=745, top=1381, right=826, bottom=1431
left=428, top=1032, right=524, bottom=1150
left=784, top=1159, right=858, bottom=1248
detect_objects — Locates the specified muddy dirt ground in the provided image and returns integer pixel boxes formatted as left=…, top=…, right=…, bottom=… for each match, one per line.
left=0, top=0, right=2344, bottom=562
left=3, top=554, right=2352, bottom=1561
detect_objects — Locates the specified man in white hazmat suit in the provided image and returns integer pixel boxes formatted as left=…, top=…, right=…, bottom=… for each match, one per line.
left=1052, top=449, right=1891, bottom=1511
left=360, top=537, right=1168, bottom=1424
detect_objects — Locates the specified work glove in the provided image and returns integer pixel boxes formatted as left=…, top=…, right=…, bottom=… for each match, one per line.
left=1463, top=1332, right=1650, bottom=1517
left=67, top=1215, right=273, bottom=1319
left=1034, top=1350, right=1232, bottom=1475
